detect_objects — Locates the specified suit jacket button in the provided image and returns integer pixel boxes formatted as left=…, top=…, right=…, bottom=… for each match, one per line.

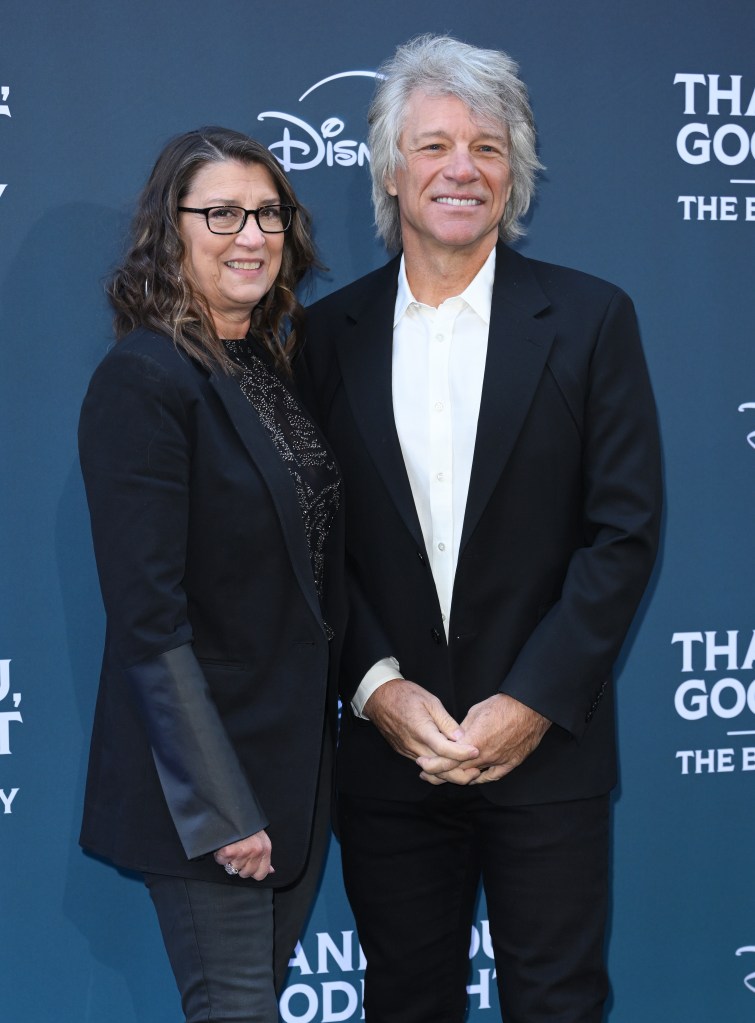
left=431, top=627, right=442, bottom=644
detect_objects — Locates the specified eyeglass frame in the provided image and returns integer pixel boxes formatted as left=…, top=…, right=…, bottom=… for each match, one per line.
left=177, top=203, right=297, bottom=235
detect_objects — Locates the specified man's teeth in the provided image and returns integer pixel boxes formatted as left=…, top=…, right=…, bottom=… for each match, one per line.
left=227, top=260, right=262, bottom=269
left=434, top=197, right=481, bottom=205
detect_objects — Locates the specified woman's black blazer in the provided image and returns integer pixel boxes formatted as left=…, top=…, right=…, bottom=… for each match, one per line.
left=78, top=328, right=344, bottom=886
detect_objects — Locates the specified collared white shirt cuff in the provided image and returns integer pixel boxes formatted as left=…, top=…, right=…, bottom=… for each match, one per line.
left=351, top=657, right=403, bottom=719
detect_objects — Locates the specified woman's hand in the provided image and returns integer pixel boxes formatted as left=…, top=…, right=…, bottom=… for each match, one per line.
left=213, top=830, right=274, bottom=881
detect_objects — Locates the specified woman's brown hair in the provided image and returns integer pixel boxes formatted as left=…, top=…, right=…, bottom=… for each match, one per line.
left=108, top=126, right=318, bottom=373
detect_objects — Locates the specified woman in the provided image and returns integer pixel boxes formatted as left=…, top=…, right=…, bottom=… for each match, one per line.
left=79, top=127, right=344, bottom=1022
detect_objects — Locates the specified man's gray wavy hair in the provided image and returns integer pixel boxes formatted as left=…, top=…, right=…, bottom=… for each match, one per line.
left=368, top=34, right=542, bottom=251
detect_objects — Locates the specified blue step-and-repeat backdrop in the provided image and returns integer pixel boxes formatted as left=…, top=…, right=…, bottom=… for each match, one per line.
left=1, top=2, right=753, bottom=1019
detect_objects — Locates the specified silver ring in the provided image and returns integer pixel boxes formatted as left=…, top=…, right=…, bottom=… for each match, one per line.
left=224, top=863, right=239, bottom=876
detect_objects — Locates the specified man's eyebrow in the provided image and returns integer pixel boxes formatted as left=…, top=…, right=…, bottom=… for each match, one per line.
left=410, top=128, right=508, bottom=143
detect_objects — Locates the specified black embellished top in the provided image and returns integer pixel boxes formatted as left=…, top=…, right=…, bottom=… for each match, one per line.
left=223, top=337, right=340, bottom=619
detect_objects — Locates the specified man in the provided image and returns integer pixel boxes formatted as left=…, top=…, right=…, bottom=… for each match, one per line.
left=305, top=33, right=662, bottom=1023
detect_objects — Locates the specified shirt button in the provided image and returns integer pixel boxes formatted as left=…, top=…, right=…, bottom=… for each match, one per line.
left=435, top=333, right=444, bottom=343
left=437, top=542, right=446, bottom=552
left=436, top=472, right=445, bottom=482
left=434, top=402, right=444, bottom=412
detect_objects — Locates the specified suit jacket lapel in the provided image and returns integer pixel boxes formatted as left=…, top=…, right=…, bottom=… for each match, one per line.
left=335, top=258, right=427, bottom=554
left=459, top=244, right=555, bottom=554
left=209, top=369, right=325, bottom=633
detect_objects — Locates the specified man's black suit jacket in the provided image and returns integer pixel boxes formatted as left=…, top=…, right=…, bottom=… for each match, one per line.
left=305, top=243, right=661, bottom=806
left=79, top=329, right=344, bottom=885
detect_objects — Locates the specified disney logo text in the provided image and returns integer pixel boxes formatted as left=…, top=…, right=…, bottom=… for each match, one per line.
left=738, top=402, right=755, bottom=449
left=256, top=70, right=379, bottom=173
left=257, top=112, right=370, bottom=172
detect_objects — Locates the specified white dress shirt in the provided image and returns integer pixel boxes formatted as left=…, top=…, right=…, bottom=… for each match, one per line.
left=352, top=247, right=496, bottom=718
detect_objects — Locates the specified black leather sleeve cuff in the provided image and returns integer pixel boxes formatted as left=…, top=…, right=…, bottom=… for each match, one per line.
left=126, top=643, right=268, bottom=860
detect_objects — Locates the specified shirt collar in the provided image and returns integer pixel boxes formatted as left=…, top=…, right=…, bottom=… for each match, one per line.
left=394, top=246, right=496, bottom=327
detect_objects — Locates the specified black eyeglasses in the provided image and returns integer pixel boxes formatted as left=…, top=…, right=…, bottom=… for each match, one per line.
left=177, top=204, right=296, bottom=235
